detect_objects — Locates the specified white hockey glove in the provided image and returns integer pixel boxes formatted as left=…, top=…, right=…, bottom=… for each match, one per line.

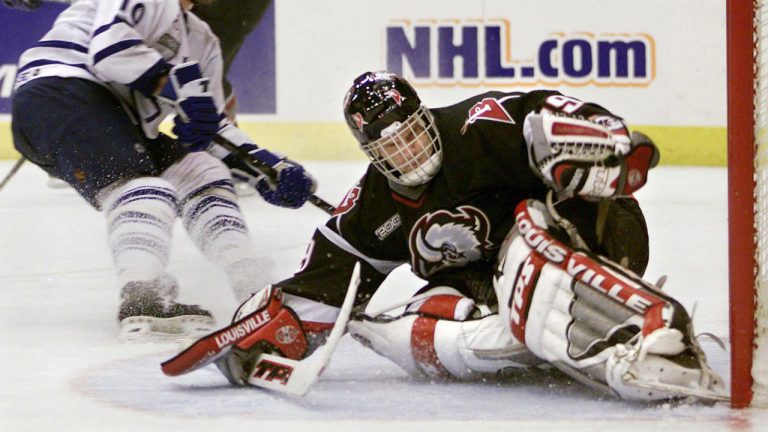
left=524, top=113, right=659, bottom=199
left=157, top=62, right=220, bottom=152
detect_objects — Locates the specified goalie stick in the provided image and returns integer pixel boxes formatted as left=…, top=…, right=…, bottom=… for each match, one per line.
left=213, top=136, right=336, bottom=215
left=245, top=262, right=361, bottom=395
left=161, top=262, right=361, bottom=395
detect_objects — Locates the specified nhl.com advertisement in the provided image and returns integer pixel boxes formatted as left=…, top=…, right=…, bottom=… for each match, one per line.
left=385, top=19, right=654, bottom=87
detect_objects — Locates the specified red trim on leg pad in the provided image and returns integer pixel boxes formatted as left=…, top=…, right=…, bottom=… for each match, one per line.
left=417, top=295, right=464, bottom=319
left=411, top=316, right=451, bottom=378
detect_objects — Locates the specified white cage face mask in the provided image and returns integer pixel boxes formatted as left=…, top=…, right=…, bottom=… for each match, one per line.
left=360, top=106, right=442, bottom=187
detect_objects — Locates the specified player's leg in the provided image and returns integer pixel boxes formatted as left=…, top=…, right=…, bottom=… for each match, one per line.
left=100, top=175, right=216, bottom=341
left=163, top=152, right=275, bottom=301
left=494, top=199, right=726, bottom=401
left=12, top=77, right=214, bottom=340
left=348, top=286, right=540, bottom=380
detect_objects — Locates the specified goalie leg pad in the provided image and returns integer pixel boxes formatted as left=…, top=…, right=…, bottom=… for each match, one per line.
left=494, top=199, right=726, bottom=401
left=349, top=290, right=533, bottom=379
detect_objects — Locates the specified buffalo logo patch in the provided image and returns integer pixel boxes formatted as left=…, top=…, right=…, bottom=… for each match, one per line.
left=409, top=206, right=496, bottom=277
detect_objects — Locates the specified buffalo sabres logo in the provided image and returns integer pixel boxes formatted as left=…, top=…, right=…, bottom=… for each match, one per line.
left=409, top=206, right=496, bottom=277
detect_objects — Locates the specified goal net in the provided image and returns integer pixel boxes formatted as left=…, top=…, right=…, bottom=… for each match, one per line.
left=729, top=0, right=768, bottom=409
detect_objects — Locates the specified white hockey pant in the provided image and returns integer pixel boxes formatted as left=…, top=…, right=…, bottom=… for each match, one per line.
left=494, top=199, right=726, bottom=401
left=347, top=287, right=542, bottom=380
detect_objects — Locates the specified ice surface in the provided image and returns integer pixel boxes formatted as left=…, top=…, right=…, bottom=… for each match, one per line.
left=1, top=161, right=766, bottom=432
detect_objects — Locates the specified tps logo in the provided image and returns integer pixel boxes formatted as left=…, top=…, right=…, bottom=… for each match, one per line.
left=386, top=19, right=655, bottom=87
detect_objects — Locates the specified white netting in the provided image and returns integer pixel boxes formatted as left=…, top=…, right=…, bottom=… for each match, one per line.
left=754, top=0, right=768, bottom=409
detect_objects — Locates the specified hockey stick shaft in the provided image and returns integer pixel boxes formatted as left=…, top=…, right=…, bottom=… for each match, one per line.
left=246, top=262, right=361, bottom=395
left=0, top=157, right=26, bottom=192
left=212, top=136, right=336, bottom=215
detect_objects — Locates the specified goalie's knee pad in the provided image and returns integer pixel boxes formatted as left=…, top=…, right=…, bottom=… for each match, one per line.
left=494, top=199, right=726, bottom=401
left=349, top=290, right=534, bottom=380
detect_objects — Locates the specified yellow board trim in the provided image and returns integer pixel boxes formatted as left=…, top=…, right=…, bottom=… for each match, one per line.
left=0, top=119, right=726, bottom=166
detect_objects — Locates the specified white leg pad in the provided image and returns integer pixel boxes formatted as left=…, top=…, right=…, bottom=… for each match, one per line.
left=494, top=199, right=727, bottom=401
left=348, top=313, right=532, bottom=379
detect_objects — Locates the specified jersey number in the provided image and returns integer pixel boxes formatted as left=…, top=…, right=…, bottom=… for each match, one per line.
left=545, top=95, right=584, bottom=115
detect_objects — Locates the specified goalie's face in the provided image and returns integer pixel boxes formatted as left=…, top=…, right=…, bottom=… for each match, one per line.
left=361, top=106, right=442, bottom=186
left=344, top=71, right=443, bottom=187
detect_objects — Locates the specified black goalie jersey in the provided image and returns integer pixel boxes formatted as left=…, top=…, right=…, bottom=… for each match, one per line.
left=275, top=90, right=649, bottom=307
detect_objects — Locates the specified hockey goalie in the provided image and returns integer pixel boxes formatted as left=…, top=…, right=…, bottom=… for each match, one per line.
left=161, top=71, right=727, bottom=402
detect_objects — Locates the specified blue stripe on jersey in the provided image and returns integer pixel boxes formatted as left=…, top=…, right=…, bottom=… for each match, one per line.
left=93, top=39, right=142, bottom=65
left=173, top=64, right=202, bottom=86
left=92, top=16, right=130, bottom=38
left=17, top=59, right=89, bottom=74
left=35, top=40, right=88, bottom=53
left=129, top=58, right=171, bottom=97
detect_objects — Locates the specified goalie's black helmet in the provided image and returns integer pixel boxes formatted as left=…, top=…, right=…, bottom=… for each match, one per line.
left=343, top=71, right=442, bottom=186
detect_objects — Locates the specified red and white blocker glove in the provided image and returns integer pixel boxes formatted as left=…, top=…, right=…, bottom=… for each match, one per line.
left=523, top=112, right=660, bottom=199
left=160, top=286, right=309, bottom=385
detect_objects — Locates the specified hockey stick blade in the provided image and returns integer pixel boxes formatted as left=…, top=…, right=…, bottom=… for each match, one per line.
left=212, top=136, right=336, bottom=215
left=245, top=262, right=361, bottom=395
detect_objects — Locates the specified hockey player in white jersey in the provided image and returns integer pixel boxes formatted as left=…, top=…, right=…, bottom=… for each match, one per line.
left=10, top=0, right=316, bottom=340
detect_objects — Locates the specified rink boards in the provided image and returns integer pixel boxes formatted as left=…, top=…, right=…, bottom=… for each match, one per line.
left=0, top=0, right=726, bottom=165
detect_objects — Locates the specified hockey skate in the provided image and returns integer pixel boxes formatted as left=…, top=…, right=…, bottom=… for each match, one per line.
left=118, top=275, right=216, bottom=342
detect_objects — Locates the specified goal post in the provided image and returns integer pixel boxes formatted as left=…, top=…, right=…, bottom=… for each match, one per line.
left=727, top=0, right=768, bottom=409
